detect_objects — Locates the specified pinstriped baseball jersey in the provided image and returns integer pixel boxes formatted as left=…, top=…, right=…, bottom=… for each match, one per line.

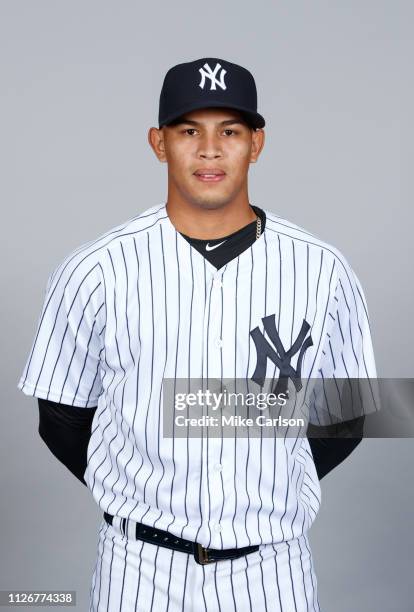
left=17, top=202, right=377, bottom=550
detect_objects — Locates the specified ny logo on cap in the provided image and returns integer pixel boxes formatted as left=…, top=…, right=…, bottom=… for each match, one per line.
left=199, top=62, right=227, bottom=91
left=250, top=315, right=313, bottom=395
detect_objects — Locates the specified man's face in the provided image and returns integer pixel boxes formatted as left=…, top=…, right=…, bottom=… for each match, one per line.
left=150, top=107, right=264, bottom=210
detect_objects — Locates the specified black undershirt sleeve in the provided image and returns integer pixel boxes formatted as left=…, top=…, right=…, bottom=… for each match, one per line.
left=37, top=398, right=97, bottom=486
left=307, top=416, right=365, bottom=479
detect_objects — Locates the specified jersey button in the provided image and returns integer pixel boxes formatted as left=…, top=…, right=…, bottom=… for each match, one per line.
left=215, top=338, right=223, bottom=348
left=213, top=523, right=222, bottom=533
left=214, top=463, right=223, bottom=472
left=213, top=278, right=223, bottom=289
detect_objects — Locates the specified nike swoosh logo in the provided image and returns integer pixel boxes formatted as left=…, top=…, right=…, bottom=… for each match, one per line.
left=206, top=240, right=227, bottom=251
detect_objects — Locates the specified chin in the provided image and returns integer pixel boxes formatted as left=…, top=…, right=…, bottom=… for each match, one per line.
left=189, top=192, right=235, bottom=211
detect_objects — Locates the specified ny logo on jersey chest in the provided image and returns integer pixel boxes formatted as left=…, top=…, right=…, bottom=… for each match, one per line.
left=250, top=314, right=313, bottom=395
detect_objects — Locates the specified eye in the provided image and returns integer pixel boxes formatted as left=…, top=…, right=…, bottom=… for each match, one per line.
left=183, top=128, right=197, bottom=136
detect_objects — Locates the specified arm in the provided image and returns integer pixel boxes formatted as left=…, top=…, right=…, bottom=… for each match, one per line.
left=307, top=415, right=365, bottom=480
left=37, top=398, right=97, bottom=486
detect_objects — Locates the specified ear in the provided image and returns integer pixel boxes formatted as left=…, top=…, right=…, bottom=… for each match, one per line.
left=250, top=129, right=265, bottom=163
left=148, top=127, right=167, bottom=163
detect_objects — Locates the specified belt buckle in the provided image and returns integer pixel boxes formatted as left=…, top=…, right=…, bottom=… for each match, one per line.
left=194, top=542, right=213, bottom=565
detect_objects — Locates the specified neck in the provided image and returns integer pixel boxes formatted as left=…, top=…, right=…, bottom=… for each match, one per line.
left=165, top=194, right=257, bottom=240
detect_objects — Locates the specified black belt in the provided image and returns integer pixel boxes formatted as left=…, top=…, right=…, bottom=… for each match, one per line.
left=103, top=512, right=259, bottom=565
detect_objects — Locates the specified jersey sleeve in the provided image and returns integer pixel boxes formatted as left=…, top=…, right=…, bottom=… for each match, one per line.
left=17, top=250, right=106, bottom=408
left=307, top=257, right=380, bottom=426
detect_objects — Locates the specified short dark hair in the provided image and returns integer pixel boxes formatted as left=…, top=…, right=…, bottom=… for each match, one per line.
left=164, top=112, right=255, bottom=131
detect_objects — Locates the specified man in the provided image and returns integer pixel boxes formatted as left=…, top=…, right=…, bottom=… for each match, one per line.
left=17, top=57, right=376, bottom=611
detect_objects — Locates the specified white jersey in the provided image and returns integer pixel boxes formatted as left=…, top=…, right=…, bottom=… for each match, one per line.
left=17, top=203, right=377, bottom=550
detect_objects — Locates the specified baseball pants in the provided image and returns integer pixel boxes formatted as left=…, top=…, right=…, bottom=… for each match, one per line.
left=89, top=518, right=321, bottom=612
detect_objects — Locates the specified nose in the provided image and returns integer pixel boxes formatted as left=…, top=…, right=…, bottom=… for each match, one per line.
left=197, top=132, right=223, bottom=160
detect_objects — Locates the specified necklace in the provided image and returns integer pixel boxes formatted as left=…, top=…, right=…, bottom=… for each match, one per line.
left=255, top=215, right=262, bottom=240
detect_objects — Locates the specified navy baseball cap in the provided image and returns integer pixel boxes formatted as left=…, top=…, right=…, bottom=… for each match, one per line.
left=158, top=57, right=265, bottom=130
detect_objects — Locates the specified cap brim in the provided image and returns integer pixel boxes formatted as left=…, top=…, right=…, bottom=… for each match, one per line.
left=159, top=100, right=265, bottom=129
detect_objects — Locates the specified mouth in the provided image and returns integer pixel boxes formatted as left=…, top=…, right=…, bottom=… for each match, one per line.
left=193, top=169, right=226, bottom=183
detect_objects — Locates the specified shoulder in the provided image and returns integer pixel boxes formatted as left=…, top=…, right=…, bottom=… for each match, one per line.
left=263, top=208, right=362, bottom=290
left=46, top=204, right=167, bottom=290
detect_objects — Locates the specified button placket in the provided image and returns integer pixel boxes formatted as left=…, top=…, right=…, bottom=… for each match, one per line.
left=204, top=270, right=227, bottom=547
left=215, top=275, right=224, bottom=351
left=207, top=272, right=225, bottom=368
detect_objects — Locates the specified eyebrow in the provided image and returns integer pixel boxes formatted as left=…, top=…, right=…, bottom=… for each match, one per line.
left=172, top=118, right=247, bottom=127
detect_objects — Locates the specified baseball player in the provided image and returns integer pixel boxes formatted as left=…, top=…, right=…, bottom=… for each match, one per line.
left=17, top=57, right=377, bottom=612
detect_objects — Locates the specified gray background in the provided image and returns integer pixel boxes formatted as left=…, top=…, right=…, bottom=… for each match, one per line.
left=1, top=1, right=412, bottom=610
